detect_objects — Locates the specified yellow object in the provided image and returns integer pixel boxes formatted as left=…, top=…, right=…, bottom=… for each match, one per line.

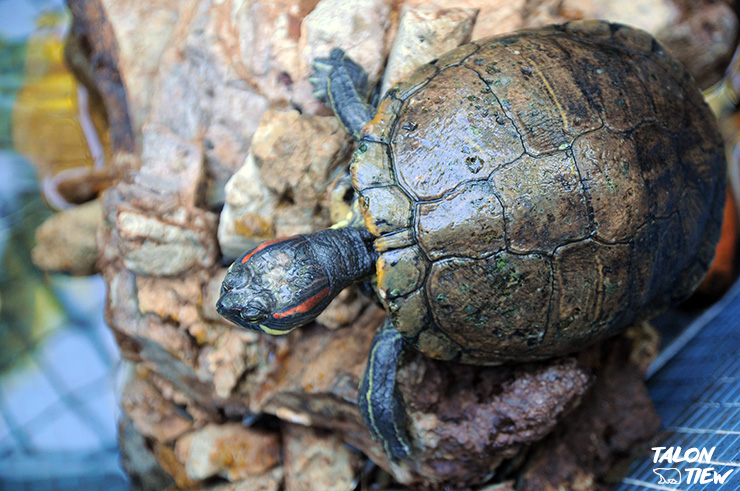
left=11, top=10, right=109, bottom=179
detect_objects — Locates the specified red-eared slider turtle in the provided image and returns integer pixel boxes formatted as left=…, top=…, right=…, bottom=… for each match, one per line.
left=217, top=20, right=726, bottom=461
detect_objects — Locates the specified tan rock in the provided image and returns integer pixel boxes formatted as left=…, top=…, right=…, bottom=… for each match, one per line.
left=217, top=153, right=276, bottom=258
left=402, top=0, right=526, bottom=39
left=299, top=0, right=391, bottom=85
left=315, top=287, right=371, bottom=330
left=175, top=423, right=281, bottom=481
left=225, top=0, right=306, bottom=105
left=122, top=372, right=193, bottom=443
left=153, top=442, right=201, bottom=489
left=117, top=210, right=213, bottom=275
left=211, top=467, right=284, bottom=491
left=283, top=423, right=362, bottom=491
left=217, top=108, right=350, bottom=258
left=101, top=0, right=194, bottom=136
left=138, top=124, right=205, bottom=207
left=207, top=329, right=261, bottom=398
left=135, top=274, right=204, bottom=326
left=559, top=0, right=679, bottom=35
left=381, top=5, right=478, bottom=94
left=31, top=198, right=102, bottom=276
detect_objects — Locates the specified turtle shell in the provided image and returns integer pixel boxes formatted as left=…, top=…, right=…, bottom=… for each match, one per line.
left=350, top=20, right=726, bottom=364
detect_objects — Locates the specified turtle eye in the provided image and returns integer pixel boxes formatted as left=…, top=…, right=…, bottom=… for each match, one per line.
left=240, top=302, right=269, bottom=322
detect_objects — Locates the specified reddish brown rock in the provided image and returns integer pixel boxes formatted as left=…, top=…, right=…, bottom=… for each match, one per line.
left=518, top=325, right=662, bottom=491
left=247, top=306, right=598, bottom=488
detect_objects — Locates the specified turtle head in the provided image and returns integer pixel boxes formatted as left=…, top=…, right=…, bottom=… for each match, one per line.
left=216, top=236, right=333, bottom=335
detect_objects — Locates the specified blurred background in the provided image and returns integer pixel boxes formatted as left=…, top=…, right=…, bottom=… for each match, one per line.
left=0, top=0, right=127, bottom=488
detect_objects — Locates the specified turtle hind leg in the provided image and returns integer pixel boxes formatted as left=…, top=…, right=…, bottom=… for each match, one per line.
left=359, top=318, right=412, bottom=461
left=310, top=49, right=374, bottom=139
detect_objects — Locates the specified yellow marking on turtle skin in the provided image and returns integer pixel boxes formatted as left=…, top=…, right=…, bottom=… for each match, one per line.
left=363, top=336, right=387, bottom=455
left=530, top=61, right=570, bottom=133
left=258, top=324, right=292, bottom=336
left=387, top=329, right=411, bottom=458
left=363, top=328, right=410, bottom=458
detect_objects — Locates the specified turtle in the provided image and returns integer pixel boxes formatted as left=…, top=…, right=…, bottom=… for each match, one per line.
left=216, top=20, right=726, bottom=461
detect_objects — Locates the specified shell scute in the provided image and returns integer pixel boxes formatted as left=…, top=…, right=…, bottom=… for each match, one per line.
left=351, top=141, right=394, bottom=191
left=416, top=181, right=505, bottom=261
left=426, top=252, right=551, bottom=359
left=358, top=186, right=413, bottom=236
left=631, top=123, right=681, bottom=219
left=390, top=65, right=524, bottom=200
left=491, top=152, right=591, bottom=254
left=469, top=34, right=603, bottom=153
left=572, top=128, right=649, bottom=243
left=377, top=245, right=428, bottom=300
left=547, top=239, right=632, bottom=354
left=387, top=289, right=429, bottom=337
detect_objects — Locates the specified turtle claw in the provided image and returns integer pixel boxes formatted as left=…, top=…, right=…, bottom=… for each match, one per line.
left=309, top=58, right=336, bottom=102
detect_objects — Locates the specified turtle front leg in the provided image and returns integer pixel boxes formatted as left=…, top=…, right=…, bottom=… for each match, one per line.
left=310, top=48, right=374, bottom=139
left=359, top=318, right=412, bottom=461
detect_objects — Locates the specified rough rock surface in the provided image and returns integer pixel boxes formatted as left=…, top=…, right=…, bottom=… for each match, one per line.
left=283, top=423, right=362, bottom=491
left=518, top=324, right=663, bottom=490
left=380, top=5, right=478, bottom=94
left=217, top=108, right=350, bottom=258
left=175, top=423, right=281, bottom=481
left=60, top=0, right=736, bottom=489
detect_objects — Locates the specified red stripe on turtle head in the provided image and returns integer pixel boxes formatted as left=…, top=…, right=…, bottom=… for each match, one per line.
left=272, top=286, right=331, bottom=319
left=241, top=236, right=298, bottom=264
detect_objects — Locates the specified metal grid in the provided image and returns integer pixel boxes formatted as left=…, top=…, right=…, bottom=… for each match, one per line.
left=618, top=279, right=740, bottom=490
left=0, top=151, right=127, bottom=490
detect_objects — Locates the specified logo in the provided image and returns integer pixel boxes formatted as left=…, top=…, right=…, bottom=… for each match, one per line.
left=653, top=468, right=681, bottom=485
left=651, top=446, right=734, bottom=486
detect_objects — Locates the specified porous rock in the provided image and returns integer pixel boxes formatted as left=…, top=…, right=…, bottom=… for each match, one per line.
left=283, top=423, right=362, bottom=491
left=174, top=423, right=281, bottom=481
left=249, top=305, right=598, bottom=488
left=518, top=324, right=662, bottom=490
left=218, top=108, right=351, bottom=258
